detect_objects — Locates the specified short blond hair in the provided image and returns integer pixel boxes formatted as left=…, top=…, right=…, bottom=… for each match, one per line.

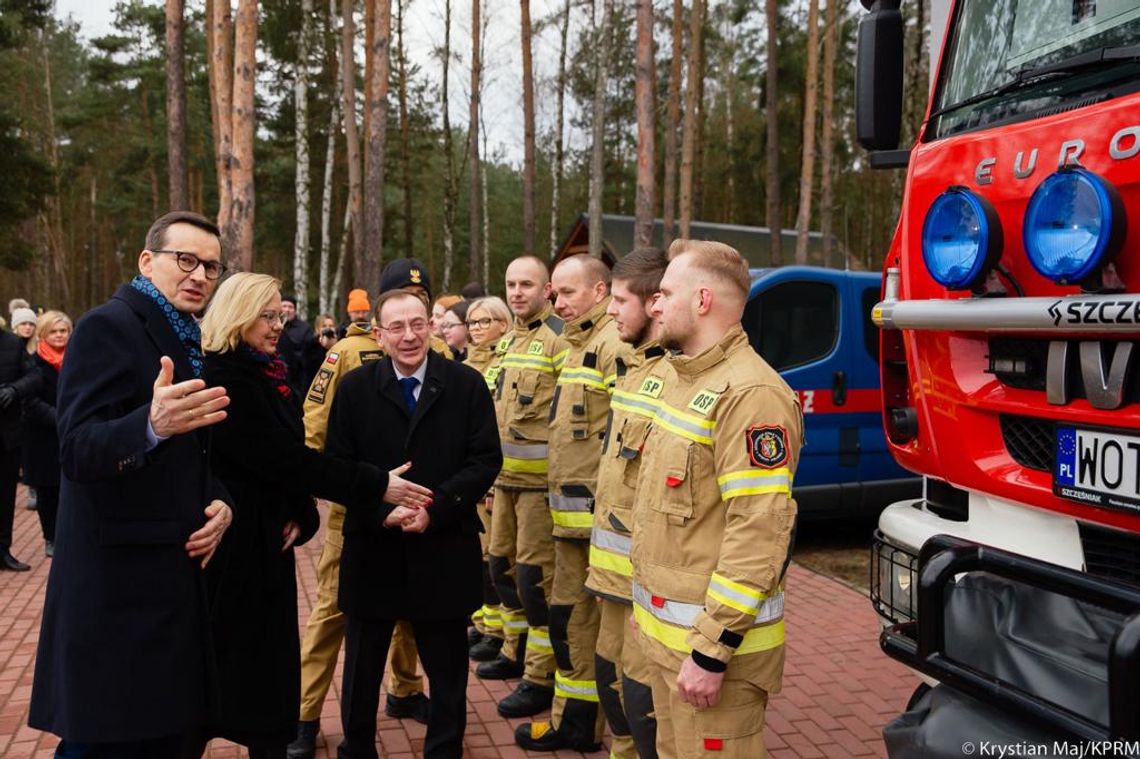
left=201, top=272, right=282, bottom=353
left=26, top=310, right=71, bottom=354
left=466, top=296, right=511, bottom=326
left=667, top=239, right=750, bottom=300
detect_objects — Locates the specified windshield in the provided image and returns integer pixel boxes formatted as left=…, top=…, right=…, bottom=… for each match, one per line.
left=929, top=0, right=1140, bottom=138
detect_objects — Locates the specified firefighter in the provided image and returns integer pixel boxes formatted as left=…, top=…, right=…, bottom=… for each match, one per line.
left=584, top=248, right=670, bottom=759
left=516, top=254, right=625, bottom=752
left=631, top=240, right=802, bottom=758
left=288, top=267, right=447, bottom=758
left=463, top=296, right=514, bottom=662
left=481, top=255, right=569, bottom=722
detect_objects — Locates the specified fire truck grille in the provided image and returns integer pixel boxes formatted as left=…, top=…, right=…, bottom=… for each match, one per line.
left=1079, top=522, right=1140, bottom=589
left=1000, top=415, right=1054, bottom=472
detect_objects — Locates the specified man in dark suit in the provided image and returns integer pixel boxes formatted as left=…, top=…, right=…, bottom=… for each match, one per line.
left=326, top=290, right=502, bottom=759
left=29, top=211, right=235, bottom=758
left=0, top=325, right=40, bottom=571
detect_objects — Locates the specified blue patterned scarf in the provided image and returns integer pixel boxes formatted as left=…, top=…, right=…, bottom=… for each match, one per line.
left=130, top=275, right=204, bottom=378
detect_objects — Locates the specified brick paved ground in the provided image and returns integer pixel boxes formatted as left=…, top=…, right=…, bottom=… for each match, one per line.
left=0, top=493, right=918, bottom=758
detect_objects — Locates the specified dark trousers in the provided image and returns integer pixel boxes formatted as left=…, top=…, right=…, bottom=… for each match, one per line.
left=55, top=733, right=201, bottom=758
left=0, top=446, right=19, bottom=552
left=338, top=615, right=469, bottom=759
left=36, top=484, right=58, bottom=543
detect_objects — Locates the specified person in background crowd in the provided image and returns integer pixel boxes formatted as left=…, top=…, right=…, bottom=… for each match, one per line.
left=30, top=210, right=233, bottom=757
left=0, top=308, right=39, bottom=572
left=7, top=298, right=29, bottom=321
left=462, top=296, right=512, bottom=664
left=11, top=308, right=38, bottom=341
left=339, top=289, right=372, bottom=338
left=314, top=314, right=338, bottom=352
left=277, top=295, right=324, bottom=397
left=461, top=281, right=486, bottom=300
left=199, top=273, right=400, bottom=759
left=440, top=301, right=469, bottom=362
left=22, top=311, right=72, bottom=559
left=327, top=289, right=501, bottom=759
left=431, top=294, right=463, bottom=341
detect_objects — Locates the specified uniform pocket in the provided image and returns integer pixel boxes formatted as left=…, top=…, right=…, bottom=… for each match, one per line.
left=619, top=419, right=652, bottom=489
left=651, top=444, right=695, bottom=526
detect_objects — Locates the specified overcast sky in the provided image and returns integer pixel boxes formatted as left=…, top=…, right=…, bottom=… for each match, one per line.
left=52, top=0, right=585, bottom=165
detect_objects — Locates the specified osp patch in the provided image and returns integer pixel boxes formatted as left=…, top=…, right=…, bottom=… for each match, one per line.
left=747, top=425, right=787, bottom=469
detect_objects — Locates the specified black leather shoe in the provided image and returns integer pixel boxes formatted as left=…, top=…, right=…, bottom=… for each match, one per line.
left=1, top=553, right=29, bottom=572
left=468, top=627, right=483, bottom=647
left=285, top=719, right=318, bottom=759
left=475, top=653, right=524, bottom=680
left=514, top=721, right=601, bottom=753
left=385, top=692, right=430, bottom=725
left=497, top=680, right=553, bottom=718
left=469, top=635, right=503, bottom=662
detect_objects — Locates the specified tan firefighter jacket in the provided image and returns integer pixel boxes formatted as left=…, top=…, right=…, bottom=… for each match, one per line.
left=493, top=303, right=568, bottom=490
left=630, top=325, right=803, bottom=693
left=584, top=340, right=667, bottom=603
left=464, top=339, right=505, bottom=393
left=547, top=299, right=626, bottom=540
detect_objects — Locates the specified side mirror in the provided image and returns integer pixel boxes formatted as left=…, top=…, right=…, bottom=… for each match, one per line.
left=856, top=0, right=904, bottom=152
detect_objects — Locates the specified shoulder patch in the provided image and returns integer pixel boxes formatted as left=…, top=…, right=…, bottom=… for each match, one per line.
left=747, top=425, right=788, bottom=469
left=638, top=375, right=664, bottom=398
left=325, top=351, right=339, bottom=365
left=544, top=314, right=565, bottom=335
left=528, top=340, right=545, bottom=355
left=359, top=350, right=385, bottom=363
left=496, top=336, right=512, bottom=355
left=308, top=367, right=335, bottom=404
left=688, top=389, right=722, bottom=415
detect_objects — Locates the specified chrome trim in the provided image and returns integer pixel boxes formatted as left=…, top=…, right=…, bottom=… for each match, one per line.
left=873, top=294, right=1140, bottom=334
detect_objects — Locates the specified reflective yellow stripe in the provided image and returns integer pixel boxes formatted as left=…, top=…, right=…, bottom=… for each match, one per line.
left=481, top=605, right=503, bottom=629
left=589, top=544, right=633, bottom=577
left=503, top=456, right=549, bottom=474
left=611, top=389, right=661, bottom=420
left=558, top=367, right=607, bottom=391
left=633, top=603, right=785, bottom=656
left=707, top=573, right=765, bottom=616
left=551, top=510, right=594, bottom=529
left=501, top=354, right=556, bottom=372
left=553, top=349, right=569, bottom=371
left=528, top=627, right=553, bottom=652
left=654, top=402, right=715, bottom=446
left=554, top=672, right=599, bottom=702
left=501, top=609, right=529, bottom=633
left=716, top=468, right=792, bottom=499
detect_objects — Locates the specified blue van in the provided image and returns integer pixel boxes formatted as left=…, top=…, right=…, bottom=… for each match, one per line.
left=741, top=267, right=919, bottom=519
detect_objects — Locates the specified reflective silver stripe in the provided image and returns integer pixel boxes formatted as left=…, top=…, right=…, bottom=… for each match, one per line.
left=528, top=628, right=553, bottom=650
left=707, top=575, right=763, bottom=612
left=501, top=441, right=548, bottom=460
left=755, top=593, right=785, bottom=624
left=632, top=581, right=701, bottom=627
left=554, top=672, right=599, bottom=699
left=717, top=473, right=791, bottom=495
left=591, top=526, right=631, bottom=556
left=549, top=494, right=591, bottom=512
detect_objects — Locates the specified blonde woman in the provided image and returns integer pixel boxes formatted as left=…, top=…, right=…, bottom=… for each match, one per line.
left=22, top=311, right=72, bottom=557
left=462, top=295, right=512, bottom=661
left=199, top=273, right=397, bottom=758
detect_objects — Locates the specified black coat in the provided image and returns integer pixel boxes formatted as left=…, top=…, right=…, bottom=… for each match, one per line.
left=30, top=284, right=231, bottom=743
left=277, top=317, right=324, bottom=397
left=0, top=330, right=39, bottom=451
left=203, top=349, right=385, bottom=745
left=22, top=354, right=60, bottom=488
left=327, top=351, right=502, bottom=621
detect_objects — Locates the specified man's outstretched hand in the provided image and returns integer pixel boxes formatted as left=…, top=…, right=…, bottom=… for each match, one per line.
left=150, top=356, right=230, bottom=438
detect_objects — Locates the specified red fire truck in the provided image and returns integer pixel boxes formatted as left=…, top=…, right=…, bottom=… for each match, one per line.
left=858, top=0, right=1140, bottom=752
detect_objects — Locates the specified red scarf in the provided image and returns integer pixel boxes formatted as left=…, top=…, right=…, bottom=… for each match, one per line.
left=37, top=339, right=65, bottom=372
left=240, top=344, right=292, bottom=399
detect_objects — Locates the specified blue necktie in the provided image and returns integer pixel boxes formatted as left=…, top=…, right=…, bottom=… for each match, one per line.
left=398, top=377, right=419, bottom=413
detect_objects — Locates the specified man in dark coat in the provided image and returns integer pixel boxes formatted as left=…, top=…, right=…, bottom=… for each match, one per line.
left=277, top=294, right=324, bottom=396
left=326, top=290, right=502, bottom=759
left=0, top=326, right=39, bottom=571
left=29, top=211, right=235, bottom=757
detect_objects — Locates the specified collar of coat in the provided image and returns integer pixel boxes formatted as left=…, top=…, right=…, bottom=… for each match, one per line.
left=376, top=349, right=447, bottom=420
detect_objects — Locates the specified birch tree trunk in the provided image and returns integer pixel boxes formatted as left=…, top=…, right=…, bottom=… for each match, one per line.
left=587, top=0, right=609, bottom=260
left=548, top=0, right=571, bottom=258
left=633, top=0, right=655, bottom=249
left=520, top=0, right=537, bottom=254
left=819, top=0, right=838, bottom=268
left=662, top=0, right=682, bottom=243
left=293, top=0, right=313, bottom=313
left=440, top=0, right=456, bottom=290
left=794, top=0, right=820, bottom=265
left=396, top=0, right=413, bottom=258
left=468, top=0, right=481, bottom=281
left=765, top=0, right=782, bottom=265
left=208, top=0, right=233, bottom=238
left=343, top=0, right=365, bottom=287
left=678, top=0, right=703, bottom=239
left=481, top=117, right=490, bottom=287
left=319, top=0, right=341, bottom=314
left=165, top=0, right=188, bottom=210
left=228, top=0, right=258, bottom=271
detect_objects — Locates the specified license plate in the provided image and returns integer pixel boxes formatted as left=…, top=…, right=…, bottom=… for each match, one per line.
left=1055, top=426, right=1140, bottom=512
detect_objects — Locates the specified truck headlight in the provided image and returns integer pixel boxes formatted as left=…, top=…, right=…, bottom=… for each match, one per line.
left=1023, top=168, right=1123, bottom=285
left=921, top=187, right=1002, bottom=290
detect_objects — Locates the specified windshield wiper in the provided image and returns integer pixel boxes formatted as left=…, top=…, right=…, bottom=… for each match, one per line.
left=930, top=43, right=1140, bottom=120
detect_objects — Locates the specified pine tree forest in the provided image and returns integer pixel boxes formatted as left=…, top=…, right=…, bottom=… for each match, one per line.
left=0, top=0, right=932, bottom=318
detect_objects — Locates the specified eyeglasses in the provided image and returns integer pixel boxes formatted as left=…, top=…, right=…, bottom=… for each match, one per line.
left=439, top=321, right=464, bottom=332
left=259, top=311, right=287, bottom=326
left=465, top=317, right=499, bottom=329
left=151, top=250, right=227, bottom=280
left=378, top=319, right=429, bottom=337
